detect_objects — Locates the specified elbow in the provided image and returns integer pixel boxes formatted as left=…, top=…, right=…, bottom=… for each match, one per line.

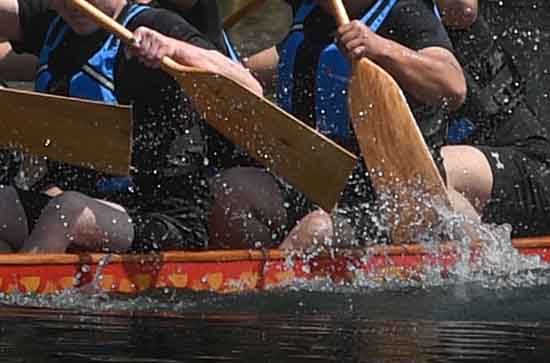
left=458, top=4, right=478, bottom=28
left=441, top=1, right=479, bottom=29
left=443, top=78, right=467, bottom=111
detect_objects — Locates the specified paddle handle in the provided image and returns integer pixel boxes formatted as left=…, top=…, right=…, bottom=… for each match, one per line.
left=328, top=0, right=351, bottom=26
left=70, top=0, right=135, bottom=44
left=68, top=0, right=200, bottom=73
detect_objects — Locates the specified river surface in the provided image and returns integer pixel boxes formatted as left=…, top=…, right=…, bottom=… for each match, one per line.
left=2, top=1, right=550, bottom=362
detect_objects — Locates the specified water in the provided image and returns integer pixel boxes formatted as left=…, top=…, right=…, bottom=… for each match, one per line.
left=1, top=287, right=550, bottom=362
left=1, top=1, right=549, bottom=361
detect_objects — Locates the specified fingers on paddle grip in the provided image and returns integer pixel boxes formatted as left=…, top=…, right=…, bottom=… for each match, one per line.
left=124, top=35, right=141, bottom=60
left=130, top=35, right=141, bottom=48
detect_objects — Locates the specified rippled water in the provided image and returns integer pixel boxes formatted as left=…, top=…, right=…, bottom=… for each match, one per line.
left=2, top=286, right=550, bottom=362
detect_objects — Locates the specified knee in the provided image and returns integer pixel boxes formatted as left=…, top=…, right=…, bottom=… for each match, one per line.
left=299, top=210, right=333, bottom=238
left=281, top=210, right=333, bottom=250
left=44, top=191, right=96, bottom=231
left=211, top=167, right=285, bottom=222
left=47, top=191, right=88, bottom=215
left=211, top=167, right=270, bottom=200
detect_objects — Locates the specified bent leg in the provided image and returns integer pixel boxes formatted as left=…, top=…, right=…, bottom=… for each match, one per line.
left=441, top=145, right=494, bottom=214
left=21, top=191, right=134, bottom=253
left=280, top=209, right=358, bottom=250
left=279, top=209, right=333, bottom=250
left=208, top=167, right=288, bottom=249
left=0, top=186, right=30, bottom=251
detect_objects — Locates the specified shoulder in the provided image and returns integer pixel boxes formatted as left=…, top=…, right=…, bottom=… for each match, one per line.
left=388, top=0, right=440, bottom=26
left=382, top=0, right=453, bottom=51
left=127, top=7, right=186, bottom=31
left=11, top=0, right=57, bottom=55
left=128, top=7, right=216, bottom=49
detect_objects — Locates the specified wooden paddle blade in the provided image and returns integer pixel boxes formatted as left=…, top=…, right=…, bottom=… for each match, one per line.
left=162, top=61, right=358, bottom=211
left=348, top=58, right=451, bottom=243
left=0, top=88, right=132, bottom=175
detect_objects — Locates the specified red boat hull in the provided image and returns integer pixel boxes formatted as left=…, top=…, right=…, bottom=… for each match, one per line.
left=1, top=237, right=549, bottom=294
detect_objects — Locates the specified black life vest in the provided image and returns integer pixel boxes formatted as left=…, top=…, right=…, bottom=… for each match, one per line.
left=447, top=15, right=546, bottom=147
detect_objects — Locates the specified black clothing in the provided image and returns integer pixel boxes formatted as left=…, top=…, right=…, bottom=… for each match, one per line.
left=448, top=15, right=550, bottom=237
left=156, top=0, right=227, bottom=53
left=10, top=0, right=231, bottom=249
left=477, top=146, right=550, bottom=237
left=447, top=16, right=549, bottom=150
left=482, top=0, right=550, bottom=119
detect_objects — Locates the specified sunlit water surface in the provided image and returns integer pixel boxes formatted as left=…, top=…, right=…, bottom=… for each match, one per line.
left=1, top=1, right=550, bottom=361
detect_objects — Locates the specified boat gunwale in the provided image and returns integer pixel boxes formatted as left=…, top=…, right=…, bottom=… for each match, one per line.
left=0, top=237, right=546, bottom=265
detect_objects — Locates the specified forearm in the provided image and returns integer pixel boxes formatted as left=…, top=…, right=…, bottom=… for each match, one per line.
left=243, top=46, right=279, bottom=88
left=174, top=41, right=263, bottom=96
left=369, top=37, right=466, bottom=110
left=436, top=0, right=478, bottom=29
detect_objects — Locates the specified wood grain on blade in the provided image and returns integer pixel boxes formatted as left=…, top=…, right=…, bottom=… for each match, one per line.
left=163, top=64, right=358, bottom=211
left=0, top=88, right=132, bottom=175
left=348, top=58, right=450, bottom=242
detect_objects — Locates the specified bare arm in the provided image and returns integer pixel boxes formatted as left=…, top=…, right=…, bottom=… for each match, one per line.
left=174, top=42, right=264, bottom=96
left=337, top=21, right=466, bottom=111
left=129, top=27, right=263, bottom=96
left=0, top=0, right=23, bottom=41
left=436, top=0, right=478, bottom=29
left=243, top=46, right=279, bottom=88
left=371, top=41, right=466, bottom=110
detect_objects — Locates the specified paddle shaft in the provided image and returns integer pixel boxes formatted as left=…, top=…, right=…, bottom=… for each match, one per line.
left=71, top=0, right=135, bottom=43
left=328, top=0, right=350, bottom=26
left=68, top=0, right=196, bottom=73
left=223, top=0, right=268, bottom=29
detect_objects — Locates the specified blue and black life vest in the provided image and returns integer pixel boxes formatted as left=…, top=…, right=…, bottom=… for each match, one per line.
left=35, top=4, right=150, bottom=104
left=446, top=15, right=532, bottom=145
left=277, top=0, right=398, bottom=140
left=35, top=4, right=149, bottom=193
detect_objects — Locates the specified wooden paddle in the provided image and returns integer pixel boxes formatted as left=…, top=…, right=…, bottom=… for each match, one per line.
left=328, top=0, right=452, bottom=243
left=68, top=0, right=358, bottom=211
left=0, top=87, right=132, bottom=175
left=223, top=0, right=268, bottom=30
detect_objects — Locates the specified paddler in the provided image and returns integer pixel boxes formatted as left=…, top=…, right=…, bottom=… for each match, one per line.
left=208, top=0, right=470, bottom=249
left=0, top=0, right=262, bottom=253
left=0, top=0, right=240, bottom=82
left=437, top=0, right=550, bottom=237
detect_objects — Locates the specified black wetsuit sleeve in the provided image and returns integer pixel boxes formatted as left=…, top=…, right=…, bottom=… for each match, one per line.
left=379, top=0, right=454, bottom=52
left=116, top=8, right=218, bottom=103
left=128, top=8, right=217, bottom=50
left=11, top=0, right=56, bottom=56
left=156, top=0, right=226, bottom=53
